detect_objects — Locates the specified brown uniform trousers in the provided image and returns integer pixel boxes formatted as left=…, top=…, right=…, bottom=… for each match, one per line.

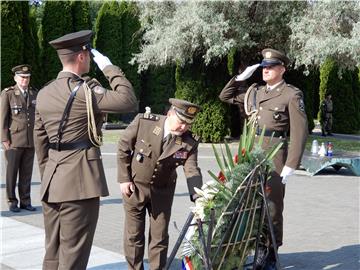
left=0, top=85, right=37, bottom=207
left=117, top=114, right=203, bottom=270
left=220, top=77, right=308, bottom=247
left=34, top=65, right=137, bottom=270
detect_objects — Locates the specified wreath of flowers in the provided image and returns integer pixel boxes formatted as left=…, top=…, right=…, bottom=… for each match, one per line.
left=181, top=121, right=283, bottom=270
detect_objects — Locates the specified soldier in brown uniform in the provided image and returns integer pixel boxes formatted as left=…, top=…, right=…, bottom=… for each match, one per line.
left=34, top=30, right=137, bottom=270
left=219, top=49, right=308, bottom=269
left=1, top=65, right=37, bottom=212
left=118, top=99, right=203, bottom=270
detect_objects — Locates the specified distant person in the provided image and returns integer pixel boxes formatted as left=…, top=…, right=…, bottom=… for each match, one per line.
left=320, top=93, right=333, bottom=136
left=34, top=30, right=137, bottom=269
left=0, top=65, right=37, bottom=212
left=220, top=48, right=308, bottom=269
left=117, top=99, right=202, bottom=270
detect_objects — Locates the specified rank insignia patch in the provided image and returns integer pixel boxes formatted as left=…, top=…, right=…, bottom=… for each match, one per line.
left=173, top=151, right=188, bottom=159
left=153, top=126, right=161, bottom=136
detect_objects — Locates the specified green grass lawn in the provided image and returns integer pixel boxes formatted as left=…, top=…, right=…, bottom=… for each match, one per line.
left=305, top=135, right=360, bottom=153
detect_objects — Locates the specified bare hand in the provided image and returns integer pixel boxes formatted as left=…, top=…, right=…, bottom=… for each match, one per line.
left=2, top=140, right=10, bottom=150
left=120, top=182, right=135, bottom=197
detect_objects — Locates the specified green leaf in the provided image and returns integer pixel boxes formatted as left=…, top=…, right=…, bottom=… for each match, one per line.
left=225, top=141, right=235, bottom=169
left=212, top=144, right=225, bottom=176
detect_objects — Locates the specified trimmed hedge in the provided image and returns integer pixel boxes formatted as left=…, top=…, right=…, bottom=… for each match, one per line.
left=1, top=1, right=24, bottom=88
left=71, top=1, right=91, bottom=32
left=175, top=58, right=230, bottom=142
left=319, top=58, right=360, bottom=133
left=40, top=1, right=73, bottom=84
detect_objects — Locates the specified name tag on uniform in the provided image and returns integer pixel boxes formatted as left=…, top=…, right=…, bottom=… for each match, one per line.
left=173, top=151, right=188, bottom=159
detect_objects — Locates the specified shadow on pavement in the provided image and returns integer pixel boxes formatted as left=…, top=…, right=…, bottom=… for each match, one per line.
left=1, top=205, right=43, bottom=217
left=100, top=198, right=123, bottom=205
left=280, top=244, right=360, bottom=270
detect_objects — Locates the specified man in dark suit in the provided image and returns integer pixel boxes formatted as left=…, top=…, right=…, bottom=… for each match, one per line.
left=34, top=30, right=137, bottom=269
left=118, top=99, right=203, bottom=270
left=1, top=65, right=37, bottom=212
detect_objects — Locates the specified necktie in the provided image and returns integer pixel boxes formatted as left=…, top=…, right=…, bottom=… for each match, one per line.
left=23, top=91, right=28, bottom=102
left=162, top=133, right=172, bottom=150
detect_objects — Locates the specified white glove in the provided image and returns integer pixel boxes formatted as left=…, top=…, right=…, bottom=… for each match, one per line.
left=280, top=165, right=295, bottom=184
left=91, top=49, right=112, bottom=71
left=235, top=63, right=260, bottom=81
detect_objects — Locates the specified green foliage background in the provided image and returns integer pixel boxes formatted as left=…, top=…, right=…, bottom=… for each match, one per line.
left=319, top=58, right=360, bottom=133
left=1, top=1, right=359, bottom=140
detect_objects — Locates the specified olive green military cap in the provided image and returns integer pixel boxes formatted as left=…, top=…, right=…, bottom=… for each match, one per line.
left=260, top=48, right=290, bottom=67
left=12, top=64, right=31, bottom=77
left=169, top=98, right=201, bottom=124
left=49, top=30, right=93, bottom=55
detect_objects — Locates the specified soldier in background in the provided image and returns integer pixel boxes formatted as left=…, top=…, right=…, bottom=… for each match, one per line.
left=0, top=65, right=37, bottom=212
left=118, top=99, right=202, bottom=270
left=320, top=93, right=333, bottom=136
left=34, top=30, right=137, bottom=269
left=220, top=48, right=308, bottom=269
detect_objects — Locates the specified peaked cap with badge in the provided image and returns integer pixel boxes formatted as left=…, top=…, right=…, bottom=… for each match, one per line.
left=12, top=64, right=31, bottom=77
left=169, top=98, right=201, bottom=124
left=260, top=48, right=290, bottom=67
left=49, top=30, right=92, bottom=55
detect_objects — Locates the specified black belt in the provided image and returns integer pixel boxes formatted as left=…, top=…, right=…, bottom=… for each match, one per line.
left=256, top=127, right=287, bottom=138
left=49, top=139, right=93, bottom=151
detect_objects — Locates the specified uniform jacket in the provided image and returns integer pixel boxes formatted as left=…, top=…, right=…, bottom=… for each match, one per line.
left=220, top=77, right=308, bottom=170
left=0, top=85, right=37, bottom=147
left=117, top=113, right=202, bottom=216
left=34, top=65, right=137, bottom=203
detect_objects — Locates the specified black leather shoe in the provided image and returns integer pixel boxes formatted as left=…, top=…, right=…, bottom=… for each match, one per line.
left=264, top=260, right=276, bottom=270
left=254, top=246, right=269, bottom=270
left=20, top=204, right=36, bottom=211
left=327, top=133, right=334, bottom=136
left=9, top=204, right=20, bottom=212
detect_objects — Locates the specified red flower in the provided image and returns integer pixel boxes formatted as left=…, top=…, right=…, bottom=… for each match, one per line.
left=217, top=171, right=226, bottom=183
left=241, top=148, right=246, bottom=157
left=265, top=185, right=271, bottom=195
left=234, top=154, right=238, bottom=164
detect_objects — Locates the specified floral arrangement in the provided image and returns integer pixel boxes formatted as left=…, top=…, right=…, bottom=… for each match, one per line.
left=182, top=121, right=283, bottom=270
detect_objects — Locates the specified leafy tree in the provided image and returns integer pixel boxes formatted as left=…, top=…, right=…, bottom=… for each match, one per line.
left=289, top=0, right=360, bottom=72
left=319, top=59, right=359, bottom=133
left=40, top=1, right=73, bottom=84
left=1, top=1, right=24, bottom=88
left=71, top=1, right=91, bottom=32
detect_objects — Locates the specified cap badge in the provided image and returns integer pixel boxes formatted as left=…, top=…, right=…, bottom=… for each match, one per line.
left=22, top=66, right=29, bottom=71
left=186, top=106, right=197, bottom=115
left=265, top=51, right=272, bottom=59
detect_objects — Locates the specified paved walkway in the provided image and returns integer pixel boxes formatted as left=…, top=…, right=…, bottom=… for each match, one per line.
left=1, top=140, right=359, bottom=269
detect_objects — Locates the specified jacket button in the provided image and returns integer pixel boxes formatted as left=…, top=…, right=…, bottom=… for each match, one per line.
left=140, top=149, right=143, bottom=153
left=175, top=162, right=179, bottom=166
left=156, top=162, right=160, bottom=165
left=257, top=116, right=261, bottom=119
left=154, top=168, right=158, bottom=172
left=150, top=181, right=154, bottom=184
left=259, top=107, right=263, bottom=110
left=152, top=175, right=155, bottom=178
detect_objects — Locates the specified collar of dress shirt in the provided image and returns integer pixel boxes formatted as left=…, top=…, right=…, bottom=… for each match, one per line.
left=163, top=118, right=171, bottom=139
left=266, top=80, right=284, bottom=91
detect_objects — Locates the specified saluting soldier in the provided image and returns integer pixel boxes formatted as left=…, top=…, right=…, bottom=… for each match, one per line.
left=0, top=65, right=37, bottom=212
left=220, top=48, right=308, bottom=269
left=34, top=30, right=137, bottom=270
left=118, top=99, right=203, bottom=270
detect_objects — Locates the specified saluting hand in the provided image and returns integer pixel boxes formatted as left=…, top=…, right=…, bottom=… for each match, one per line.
left=120, top=182, right=135, bottom=197
left=91, top=49, right=112, bottom=71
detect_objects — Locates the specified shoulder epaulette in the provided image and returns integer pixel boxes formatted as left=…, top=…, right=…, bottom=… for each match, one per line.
left=286, top=84, right=301, bottom=92
left=4, top=86, right=15, bottom=92
left=43, top=79, right=55, bottom=88
left=141, top=113, right=160, bottom=121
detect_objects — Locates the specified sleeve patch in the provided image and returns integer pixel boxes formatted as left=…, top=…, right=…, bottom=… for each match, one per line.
left=299, top=99, right=305, bottom=112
